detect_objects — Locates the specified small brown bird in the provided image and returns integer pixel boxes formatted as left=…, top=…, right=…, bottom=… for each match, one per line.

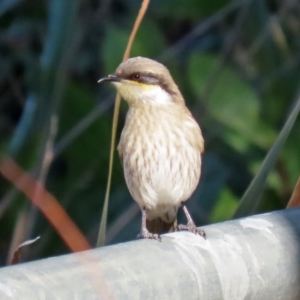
left=98, top=57, right=205, bottom=240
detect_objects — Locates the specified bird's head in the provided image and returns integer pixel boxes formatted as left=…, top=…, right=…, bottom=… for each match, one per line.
left=98, top=57, right=184, bottom=106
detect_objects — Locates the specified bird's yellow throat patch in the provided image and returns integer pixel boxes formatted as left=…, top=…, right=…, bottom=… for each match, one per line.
left=125, top=80, right=156, bottom=90
left=113, top=79, right=171, bottom=105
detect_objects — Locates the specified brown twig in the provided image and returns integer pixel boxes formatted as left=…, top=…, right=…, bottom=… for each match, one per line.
left=6, top=209, right=28, bottom=265
left=0, top=157, right=91, bottom=252
left=25, top=115, right=58, bottom=250
left=97, top=0, right=151, bottom=247
left=1, top=157, right=115, bottom=298
left=287, top=175, right=300, bottom=208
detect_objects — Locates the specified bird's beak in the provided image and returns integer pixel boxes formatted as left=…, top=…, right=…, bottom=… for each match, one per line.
left=97, top=74, right=120, bottom=84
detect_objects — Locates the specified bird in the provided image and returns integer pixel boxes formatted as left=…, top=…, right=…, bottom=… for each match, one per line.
left=98, top=56, right=205, bottom=241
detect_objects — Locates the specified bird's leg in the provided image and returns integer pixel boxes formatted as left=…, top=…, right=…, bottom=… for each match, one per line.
left=136, top=208, right=161, bottom=241
left=177, top=205, right=206, bottom=239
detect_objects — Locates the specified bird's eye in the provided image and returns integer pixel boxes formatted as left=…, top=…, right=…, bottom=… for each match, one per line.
left=131, top=73, right=140, bottom=80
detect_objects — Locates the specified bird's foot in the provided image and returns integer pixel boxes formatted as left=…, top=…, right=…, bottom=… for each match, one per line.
left=137, top=228, right=161, bottom=241
left=177, top=222, right=206, bottom=239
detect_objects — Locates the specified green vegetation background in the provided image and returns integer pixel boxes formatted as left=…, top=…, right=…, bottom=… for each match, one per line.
left=0, top=0, right=299, bottom=265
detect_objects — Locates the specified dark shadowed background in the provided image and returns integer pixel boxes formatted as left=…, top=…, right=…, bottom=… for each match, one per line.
left=0, top=0, right=299, bottom=265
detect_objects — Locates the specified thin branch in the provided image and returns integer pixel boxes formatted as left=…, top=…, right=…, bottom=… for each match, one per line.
left=25, top=115, right=58, bottom=246
left=6, top=209, right=28, bottom=265
left=287, top=175, right=300, bottom=208
left=53, top=99, right=112, bottom=158
left=158, top=0, right=249, bottom=62
left=0, top=157, right=91, bottom=252
left=106, top=203, right=140, bottom=244
left=97, top=0, right=151, bottom=247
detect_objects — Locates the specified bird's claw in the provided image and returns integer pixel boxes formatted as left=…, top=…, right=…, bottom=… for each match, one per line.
left=137, top=229, right=161, bottom=241
left=177, top=222, right=206, bottom=239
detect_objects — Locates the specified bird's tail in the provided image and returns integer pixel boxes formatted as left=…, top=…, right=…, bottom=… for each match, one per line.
left=146, top=218, right=177, bottom=234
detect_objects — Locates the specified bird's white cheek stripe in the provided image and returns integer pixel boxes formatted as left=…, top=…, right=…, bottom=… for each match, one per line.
left=139, top=86, right=172, bottom=105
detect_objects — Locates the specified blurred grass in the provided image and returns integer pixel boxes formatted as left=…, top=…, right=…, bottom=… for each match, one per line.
left=97, top=0, right=150, bottom=247
left=234, top=91, right=300, bottom=218
left=0, top=0, right=300, bottom=264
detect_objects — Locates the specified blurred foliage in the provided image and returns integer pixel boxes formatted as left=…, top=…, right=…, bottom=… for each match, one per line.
left=0, top=0, right=300, bottom=265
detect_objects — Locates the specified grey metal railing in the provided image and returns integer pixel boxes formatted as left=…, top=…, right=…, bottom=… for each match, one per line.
left=1, top=208, right=300, bottom=300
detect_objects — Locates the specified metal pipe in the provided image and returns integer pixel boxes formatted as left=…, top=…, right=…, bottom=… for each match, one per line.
left=1, top=208, right=300, bottom=300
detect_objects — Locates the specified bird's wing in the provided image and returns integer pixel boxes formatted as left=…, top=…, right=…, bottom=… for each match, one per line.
left=184, top=111, right=204, bottom=154
left=117, top=142, right=123, bottom=166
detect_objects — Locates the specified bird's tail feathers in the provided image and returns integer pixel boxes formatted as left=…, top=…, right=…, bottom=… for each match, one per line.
left=146, top=218, right=177, bottom=234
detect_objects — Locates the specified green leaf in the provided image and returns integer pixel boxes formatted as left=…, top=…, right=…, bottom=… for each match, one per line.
left=189, top=53, right=276, bottom=150
left=55, top=82, right=111, bottom=190
left=233, top=93, right=300, bottom=218
left=211, top=189, right=238, bottom=223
